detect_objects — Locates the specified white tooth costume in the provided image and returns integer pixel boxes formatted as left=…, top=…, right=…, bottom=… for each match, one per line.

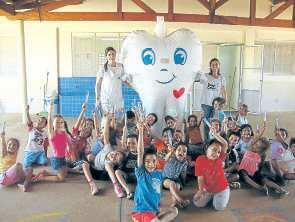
left=97, top=63, right=126, bottom=113
left=120, top=17, right=202, bottom=134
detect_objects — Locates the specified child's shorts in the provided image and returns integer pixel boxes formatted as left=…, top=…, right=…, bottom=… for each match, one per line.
left=89, top=164, right=109, bottom=181
left=50, top=157, right=66, bottom=171
left=131, top=211, right=157, bottom=222
left=0, top=164, right=25, bottom=186
left=119, top=170, right=137, bottom=183
left=23, top=151, right=47, bottom=168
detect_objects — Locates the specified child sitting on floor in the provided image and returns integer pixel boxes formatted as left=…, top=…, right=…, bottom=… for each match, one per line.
left=115, top=134, right=138, bottom=199
left=154, top=128, right=174, bottom=170
left=224, top=131, right=241, bottom=189
left=164, top=115, right=176, bottom=130
left=23, top=105, right=48, bottom=168
left=212, top=97, right=226, bottom=123
left=66, top=103, right=92, bottom=169
left=235, top=104, right=249, bottom=126
left=270, top=128, right=295, bottom=185
left=236, top=123, right=264, bottom=155
left=131, top=121, right=178, bottom=222
left=193, top=128, right=230, bottom=211
left=0, top=130, right=33, bottom=192
left=239, top=133, right=289, bottom=197
left=82, top=113, right=125, bottom=197
left=163, top=142, right=190, bottom=208
left=185, top=114, right=204, bottom=161
left=32, top=102, right=73, bottom=183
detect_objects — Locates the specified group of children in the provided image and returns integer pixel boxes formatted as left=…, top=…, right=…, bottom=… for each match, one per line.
left=1, top=101, right=295, bottom=222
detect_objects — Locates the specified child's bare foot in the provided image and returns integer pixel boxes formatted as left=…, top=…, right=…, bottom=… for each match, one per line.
left=275, top=188, right=289, bottom=198
left=89, top=181, right=99, bottom=196
left=17, top=184, right=28, bottom=192
left=170, top=198, right=177, bottom=207
left=31, top=170, right=47, bottom=182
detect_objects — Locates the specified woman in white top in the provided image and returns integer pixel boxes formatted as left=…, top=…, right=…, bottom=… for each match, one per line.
left=199, top=58, right=227, bottom=141
left=95, top=47, right=130, bottom=113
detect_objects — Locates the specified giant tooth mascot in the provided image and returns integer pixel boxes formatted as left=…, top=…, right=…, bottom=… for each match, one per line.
left=120, top=17, right=202, bottom=134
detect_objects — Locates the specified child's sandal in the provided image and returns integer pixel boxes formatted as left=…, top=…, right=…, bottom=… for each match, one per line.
left=182, top=199, right=190, bottom=208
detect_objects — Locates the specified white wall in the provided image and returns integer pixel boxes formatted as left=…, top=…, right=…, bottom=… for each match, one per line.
left=0, top=0, right=295, bottom=113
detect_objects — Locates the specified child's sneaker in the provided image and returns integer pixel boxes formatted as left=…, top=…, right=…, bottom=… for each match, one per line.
left=114, top=182, right=125, bottom=198
left=230, top=182, right=241, bottom=189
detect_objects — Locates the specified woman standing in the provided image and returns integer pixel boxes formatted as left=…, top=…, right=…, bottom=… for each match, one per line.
left=95, top=47, right=130, bottom=113
left=199, top=58, right=227, bottom=141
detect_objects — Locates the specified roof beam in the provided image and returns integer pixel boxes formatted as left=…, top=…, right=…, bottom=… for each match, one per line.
left=215, top=0, right=229, bottom=9
left=131, top=0, right=156, bottom=14
left=4, top=11, right=295, bottom=28
left=197, top=0, right=210, bottom=10
left=42, top=0, right=83, bottom=12
left=272, top=0, right=288, bottom=4
left=0, top=0, right=15, bottom=15
left=117, top=0, right=122, bottom=19
left=265, top=0, right=293, bottom=19
left=168, top=0, right=174, bottom=21
left=250, top=0, right=256, bottom=24
left=209, top=0, right=216, bottom=23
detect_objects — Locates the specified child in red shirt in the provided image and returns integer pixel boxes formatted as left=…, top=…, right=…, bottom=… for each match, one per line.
left=66, top=103, right=92, bottom=164
left=193, top=129, right=230, bottom=211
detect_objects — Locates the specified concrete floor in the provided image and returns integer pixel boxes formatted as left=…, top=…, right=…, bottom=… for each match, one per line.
left=0, top=113, right=295, bottom=222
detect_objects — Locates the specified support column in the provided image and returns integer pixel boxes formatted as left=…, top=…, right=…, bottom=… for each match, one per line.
left=18, top=20, right=28, bottom=123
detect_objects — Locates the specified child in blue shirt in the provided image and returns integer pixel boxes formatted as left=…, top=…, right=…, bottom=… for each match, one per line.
left=131, top=121, right=178, bottom=222
left=212, top=97, right=226, bottom=123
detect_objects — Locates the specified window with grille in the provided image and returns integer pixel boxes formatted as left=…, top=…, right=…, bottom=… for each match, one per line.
left=71, top=32, right=128, bottom=77
left=259, top=41, right=295, bottom=76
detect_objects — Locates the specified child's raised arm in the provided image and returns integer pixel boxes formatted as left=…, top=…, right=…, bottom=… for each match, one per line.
left=103, top=113, right=111, bottom=145
left=197, top=112, right=204, bottom=128
left=25, top=105, right=33, bottom=125
left=252, top=121, right=266, bottom=147
left=121, top=114, right=127, bottom=150
left=0, top=131, right=7, bottom=157
left=92, top=110, right=100, bottom=138
left=164, top=144, right=175, bottom=162
left=110, top=113, right=117, bottom=130
left=74, top=103, right=87, bottom=130
left=137, top=121, right=144, bottom=167
left=48, top=102, right=54, bottom=139
left=212, top=129, right=228, bottom=153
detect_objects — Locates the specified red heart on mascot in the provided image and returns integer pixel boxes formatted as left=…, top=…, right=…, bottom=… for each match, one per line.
left=173, top=87, right=185, bottom=99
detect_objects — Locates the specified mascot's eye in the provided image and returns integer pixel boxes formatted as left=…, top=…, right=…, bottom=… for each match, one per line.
left=141, top=48, right=155, bottom=65
left=174, top=48, right=187, bottom=65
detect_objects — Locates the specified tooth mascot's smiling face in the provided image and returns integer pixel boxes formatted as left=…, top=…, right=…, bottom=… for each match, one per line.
left=120, top=28, right=202, bottom=132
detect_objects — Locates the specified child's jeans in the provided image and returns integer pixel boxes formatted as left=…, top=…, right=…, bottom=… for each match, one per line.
left=193, top=187, right=230, bottom=211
